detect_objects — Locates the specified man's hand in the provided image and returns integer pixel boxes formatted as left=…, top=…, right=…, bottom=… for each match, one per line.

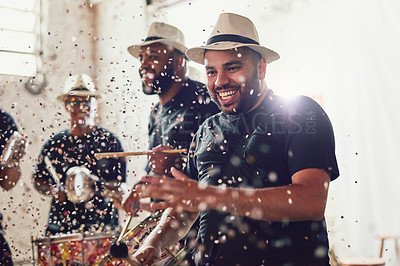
left=136, top=168, right=212, bottom=213
left=148, top=145, right=184, bottom=176
left=118, top=189, right=140, bottom=216
left=133, top=245, right=161, bottom=266
left=95, top=181, right=140, bottom=216
left=53, top=189, right=67, bottom=203
left=0, top=166, right=21, bottom=190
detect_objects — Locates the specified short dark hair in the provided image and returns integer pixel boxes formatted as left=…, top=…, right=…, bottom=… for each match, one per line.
left=241, top=47, right=262, bottom=64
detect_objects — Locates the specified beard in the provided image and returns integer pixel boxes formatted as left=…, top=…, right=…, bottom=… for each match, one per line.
left=72, top=114, right=94, bottom=130
left=142, top=63, right=176, bottom=96
left=212, top=68, right=261, bottom=115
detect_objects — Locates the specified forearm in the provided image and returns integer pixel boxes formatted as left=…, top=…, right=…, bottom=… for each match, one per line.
left=210, top=185, right=325, bottom=222
left=138, top=168, right=330, bottom=223
left=204, top=169, right=330, bottom=222
left=142, top=208, right=198, bottom=250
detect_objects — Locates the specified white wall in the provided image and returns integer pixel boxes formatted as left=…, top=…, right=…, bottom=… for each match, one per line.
left=92, top=0, right=155, bottom=237
left=93, top=0, right=151, bottom=186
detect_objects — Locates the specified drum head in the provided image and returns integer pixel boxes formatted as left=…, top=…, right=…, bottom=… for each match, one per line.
left=65, top=166, right=98, bottom=204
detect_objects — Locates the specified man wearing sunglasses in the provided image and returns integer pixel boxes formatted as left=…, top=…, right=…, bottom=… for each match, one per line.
left=32, top=73, right=127, bottom=235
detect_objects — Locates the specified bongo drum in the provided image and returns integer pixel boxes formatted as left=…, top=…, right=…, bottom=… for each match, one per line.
left=32, top=231, right=117, bottom=265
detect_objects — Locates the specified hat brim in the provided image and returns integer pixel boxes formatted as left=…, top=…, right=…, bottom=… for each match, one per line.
left=186, top=42, right=280, bottom=65
left=57, top=91, right=103, bottom=102
left=127, top=39, right=188, bottom=58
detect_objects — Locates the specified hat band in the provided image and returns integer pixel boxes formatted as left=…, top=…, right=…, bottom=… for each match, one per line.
left=144, top=36, right=163, bottom=42
left=206, top=34, right=259, bottom=45
left=71, top=87, right=89, bottom=91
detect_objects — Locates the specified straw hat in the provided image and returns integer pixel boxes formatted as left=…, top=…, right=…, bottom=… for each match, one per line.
left=186, top=13, right=280, bottom=65
left=57, top=73, right=102, bottom=101
left=127, top=22, right=188, bottom=58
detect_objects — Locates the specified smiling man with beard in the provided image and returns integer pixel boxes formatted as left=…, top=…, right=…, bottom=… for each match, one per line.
left=139, top=42, right=177, bottom=97
left=133, top=13, right=339, bottom=265
left=127, top=22, right=220, bottom=175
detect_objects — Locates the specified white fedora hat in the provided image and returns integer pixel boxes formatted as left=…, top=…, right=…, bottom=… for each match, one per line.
left=186, top=13, right=280, bottom=65
left=57, top=73, right=102, bottom=101
left=127, top=22, right=188, bottom=58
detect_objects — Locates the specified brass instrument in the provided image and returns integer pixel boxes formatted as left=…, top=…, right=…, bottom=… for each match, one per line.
left=0, top=131, right=27, bottom=167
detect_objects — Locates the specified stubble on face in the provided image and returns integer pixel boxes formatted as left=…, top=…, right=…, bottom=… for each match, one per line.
left=139, top=44, right=177, bottom=96
left=141, top=62, right=175, bottom=95
left=205, top=48, right=263, bottom=115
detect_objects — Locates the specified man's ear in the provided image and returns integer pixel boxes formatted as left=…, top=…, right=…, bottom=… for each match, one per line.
left=173, top=54, right=185, bottom=70
left=257, top=58, right=267, bottom=79
left=64, top=102, right=71, bottom=112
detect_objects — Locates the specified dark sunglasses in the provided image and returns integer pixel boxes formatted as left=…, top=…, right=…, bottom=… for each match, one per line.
left=65, top=100, right=92, bottom=107
left=65, top=98, right=92, bottom=103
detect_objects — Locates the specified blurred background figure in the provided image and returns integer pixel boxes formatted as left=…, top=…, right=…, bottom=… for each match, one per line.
left=31, top=73, right=127, bottom=235
left=1, top=109, right=26, bottom=190
left=1, top=108, right=27, bottom=264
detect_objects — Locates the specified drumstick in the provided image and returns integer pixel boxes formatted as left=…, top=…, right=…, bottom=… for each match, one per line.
left=117, top=215, right=133, bottom=242
left=44, top=156, right=62, bottom=189
left=94, top=149, right=187, bottom=159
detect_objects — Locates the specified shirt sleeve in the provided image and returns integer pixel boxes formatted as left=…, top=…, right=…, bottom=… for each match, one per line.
left=286, top=97, right=339, bottom=180
left=184, top=131, right=200, bottom=181
left=0, top=110, right=19, bottom=153
left=31, top=140, right=59, bottom=187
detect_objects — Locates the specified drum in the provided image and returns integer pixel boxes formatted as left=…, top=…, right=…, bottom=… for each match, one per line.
left=98, top=214, right=187, bottom=266
left=33, top=232, right=117, bottom=265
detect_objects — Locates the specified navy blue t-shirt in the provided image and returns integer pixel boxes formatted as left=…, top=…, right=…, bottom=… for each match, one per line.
left=147, top=79, right=220, bottom=173
left=187, top=91, right=339, bottom=265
